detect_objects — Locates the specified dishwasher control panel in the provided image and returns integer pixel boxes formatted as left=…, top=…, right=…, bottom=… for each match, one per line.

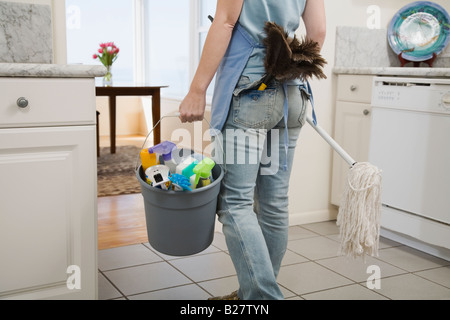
left=372, top=77, right=450, bottom=114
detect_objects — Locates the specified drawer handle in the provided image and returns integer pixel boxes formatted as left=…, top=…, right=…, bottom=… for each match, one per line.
left=350, top=85, right=357, bottom=91
left=363, top=109, right=370, bottom=116
left=17, top=97, right=29, bottom=108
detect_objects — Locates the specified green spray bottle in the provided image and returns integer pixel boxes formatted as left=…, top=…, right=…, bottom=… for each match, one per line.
left=193, top=157, right=215, bottom=188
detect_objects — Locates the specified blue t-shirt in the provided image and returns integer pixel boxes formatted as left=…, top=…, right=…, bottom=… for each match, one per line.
left=238, top=0, right=307, bottom=83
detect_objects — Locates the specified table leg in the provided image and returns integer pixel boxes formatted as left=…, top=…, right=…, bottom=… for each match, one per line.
left=109, top=95, right=117, bottom=154
left=152, top=89, right=161, bottom=145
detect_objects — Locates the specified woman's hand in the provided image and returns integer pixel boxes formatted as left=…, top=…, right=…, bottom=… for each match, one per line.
left=179, top=89, right=206, bottom=123
left=178, top=0, right=244, bottom=123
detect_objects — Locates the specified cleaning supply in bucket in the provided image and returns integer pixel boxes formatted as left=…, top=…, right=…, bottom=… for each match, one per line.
left=193, top=157, right=215, bottom=188
left=140, top=148, right=159, bottom=172
left=169, top=173, right=192, bottom=191
left=148, top=141, right=178, bottom=173
left=176, top=156, right=199, bottom=188
left=145, top=165, right=171, bottom=190
left=140, top=144, right=213, bottom=192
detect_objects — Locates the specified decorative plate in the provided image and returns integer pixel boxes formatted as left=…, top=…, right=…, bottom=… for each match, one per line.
left=388, top=1, right=450, bottom=62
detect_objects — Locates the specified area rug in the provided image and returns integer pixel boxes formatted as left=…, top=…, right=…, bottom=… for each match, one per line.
left=97, top=145, right=142, bottom=197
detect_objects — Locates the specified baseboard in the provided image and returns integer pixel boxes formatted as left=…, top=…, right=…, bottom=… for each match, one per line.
left=288, top=208, right=338, bottom=226
left=214, top=207, right=338, bottom=233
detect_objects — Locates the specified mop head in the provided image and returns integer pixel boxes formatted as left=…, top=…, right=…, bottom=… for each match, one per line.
left=337, top=162, right=382, bottom=258
left=262, top=21, right=327, bottom=81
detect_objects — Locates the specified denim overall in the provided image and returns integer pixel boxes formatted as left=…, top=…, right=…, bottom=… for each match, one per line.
left=211, top=23, right=313, bottom=300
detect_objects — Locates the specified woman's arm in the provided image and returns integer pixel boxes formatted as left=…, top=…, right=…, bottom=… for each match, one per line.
left=302, top=0, right=326, bottom=50
left=179, top=0, right=244, bottom=123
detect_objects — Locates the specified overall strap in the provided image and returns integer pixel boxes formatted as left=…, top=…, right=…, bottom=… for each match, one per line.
left=281, top=80, right=317, bottom=171
left=210, top=23, right=263, bottom=135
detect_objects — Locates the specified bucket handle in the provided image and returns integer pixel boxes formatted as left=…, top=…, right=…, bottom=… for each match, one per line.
left=135, top=112, right=226, bottom=173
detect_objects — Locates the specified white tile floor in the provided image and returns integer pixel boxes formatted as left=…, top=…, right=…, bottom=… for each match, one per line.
left=98, top=221, right=450, bottom=300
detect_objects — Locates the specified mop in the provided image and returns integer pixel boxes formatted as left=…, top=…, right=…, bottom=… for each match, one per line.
left=305, top=117, right=382, bottom=258
left=261, top=21, right=382, bottom=258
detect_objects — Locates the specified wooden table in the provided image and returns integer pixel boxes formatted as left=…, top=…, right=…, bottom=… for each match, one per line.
left=95, top=85, right=167, bottom=153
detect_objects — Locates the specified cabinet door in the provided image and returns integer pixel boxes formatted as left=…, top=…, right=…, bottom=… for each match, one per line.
left=0, top=126, right=97, bottom=299
left=331, top=101, right=372, bottom=206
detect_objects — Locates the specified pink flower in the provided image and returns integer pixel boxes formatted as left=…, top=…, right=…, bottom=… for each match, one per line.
left=93, top=42, right=119, bottom=67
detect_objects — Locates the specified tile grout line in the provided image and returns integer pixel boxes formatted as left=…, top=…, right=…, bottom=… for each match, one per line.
left=142, top=242, right=236, bottom=299
left=412, top=270, right=450, bottom=290
left=98, top=269, right=129, bottom=300
left=98, top=226, right=450, bottom=300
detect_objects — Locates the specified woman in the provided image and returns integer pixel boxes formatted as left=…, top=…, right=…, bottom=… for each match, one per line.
left=179, top=0, right=326, bottom=300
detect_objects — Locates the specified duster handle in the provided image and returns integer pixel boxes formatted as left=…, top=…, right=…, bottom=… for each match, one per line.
left=306, top=115, right=357, bottom=168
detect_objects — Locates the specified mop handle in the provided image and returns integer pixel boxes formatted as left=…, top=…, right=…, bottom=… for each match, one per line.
left=305, top=115, right=357, bottom=168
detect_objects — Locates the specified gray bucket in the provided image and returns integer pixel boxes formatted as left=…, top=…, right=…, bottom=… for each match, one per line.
left=136, top=162, right=224, bottom=256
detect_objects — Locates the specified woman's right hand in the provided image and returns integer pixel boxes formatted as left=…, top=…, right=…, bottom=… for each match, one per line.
left=178, top=90, right=206, bottom=123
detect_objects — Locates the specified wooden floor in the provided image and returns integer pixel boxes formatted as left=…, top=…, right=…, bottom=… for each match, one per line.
left=97, top=135, right=148, bottom=250
left=97, top=193, right=148, bottom=250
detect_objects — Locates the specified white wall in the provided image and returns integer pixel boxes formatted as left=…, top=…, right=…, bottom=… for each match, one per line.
left=96, top=96, right=148, bottom=137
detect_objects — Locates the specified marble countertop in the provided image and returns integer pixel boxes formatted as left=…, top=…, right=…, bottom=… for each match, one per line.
left=333, top=67, right=450, bottom=78
left=0, top=63, right=107, bottom=78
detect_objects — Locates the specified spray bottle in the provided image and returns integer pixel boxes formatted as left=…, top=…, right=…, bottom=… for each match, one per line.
left=148, top=141, right=178, bottom=173
left=193, top=157, right=215, bottom=189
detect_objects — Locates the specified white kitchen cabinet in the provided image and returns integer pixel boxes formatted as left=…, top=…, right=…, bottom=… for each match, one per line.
left=0, top=77, right=97, bottom=299
left=331, top=75, right=373, bottom=206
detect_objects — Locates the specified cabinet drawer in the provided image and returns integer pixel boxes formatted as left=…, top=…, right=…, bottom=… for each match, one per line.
left=337, top=75, right=374, bottom=103
left=0, top=78, right=96, bottom=128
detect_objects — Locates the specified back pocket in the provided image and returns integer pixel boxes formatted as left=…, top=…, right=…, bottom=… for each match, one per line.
left=232, top=88, right=278, bottom=129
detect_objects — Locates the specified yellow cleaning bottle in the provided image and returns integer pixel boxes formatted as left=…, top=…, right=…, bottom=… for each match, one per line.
left=140, top=148, right=159, bottom=172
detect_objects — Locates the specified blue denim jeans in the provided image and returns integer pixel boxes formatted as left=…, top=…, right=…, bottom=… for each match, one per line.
left=215, top=76, right=308, bottom=300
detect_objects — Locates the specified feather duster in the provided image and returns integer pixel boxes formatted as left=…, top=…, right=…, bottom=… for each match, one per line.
left=262, top=21, right=327, bottom=81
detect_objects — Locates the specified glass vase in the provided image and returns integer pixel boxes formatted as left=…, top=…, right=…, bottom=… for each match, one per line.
left=103, top=65, right=113, bottom=87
